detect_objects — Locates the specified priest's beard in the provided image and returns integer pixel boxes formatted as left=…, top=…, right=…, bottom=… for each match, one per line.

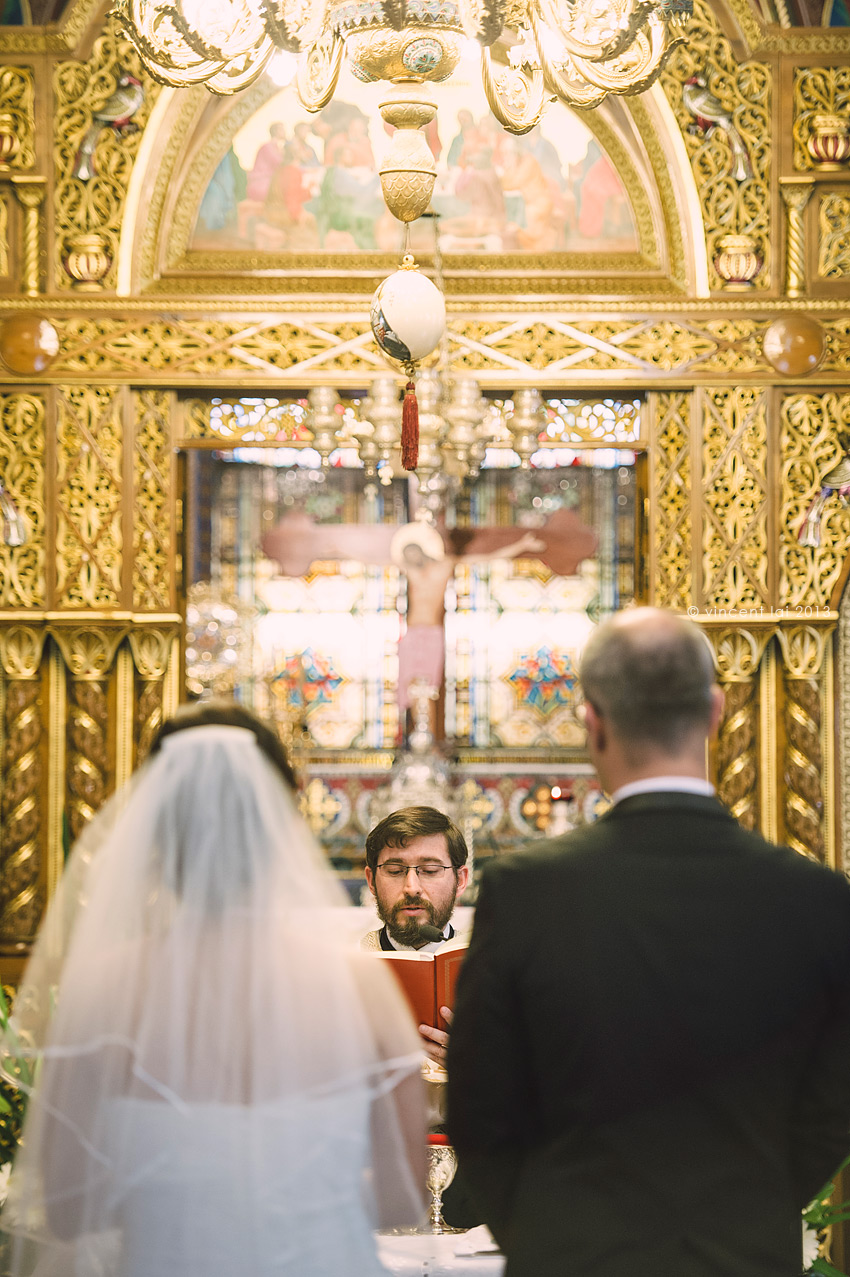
left=377, top=888, right=458, bottom=948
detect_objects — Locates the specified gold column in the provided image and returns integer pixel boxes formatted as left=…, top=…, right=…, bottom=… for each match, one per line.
left=776, top=624, right=831, bottom=863
left=779, top=178, right=815, bottom=300
left=10, top=176, right=46, bottom=298
left=709, top=627, right=771, bottom=832
left=128, top=627, right=179, bottom=766
left=0, top=625, right=47, bottom=949
left=52, top=626, right=125, bottom=843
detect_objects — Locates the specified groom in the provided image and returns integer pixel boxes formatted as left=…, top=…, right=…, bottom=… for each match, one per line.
left=447, top=608, right=850, bottom=1277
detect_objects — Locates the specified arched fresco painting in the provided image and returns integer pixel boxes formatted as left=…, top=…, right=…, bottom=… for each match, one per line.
left=191, top=62, right=639, bottom=259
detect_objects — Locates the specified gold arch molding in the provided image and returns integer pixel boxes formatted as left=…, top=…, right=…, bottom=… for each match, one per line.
left=115, top=64, right=704, bottom=298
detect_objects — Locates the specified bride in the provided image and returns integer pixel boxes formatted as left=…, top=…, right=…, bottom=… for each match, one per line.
left=0, top=701, right=426, bottom=1277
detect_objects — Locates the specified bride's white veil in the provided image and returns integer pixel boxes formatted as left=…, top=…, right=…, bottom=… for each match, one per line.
left=0, top=713, right=425, bottom=1275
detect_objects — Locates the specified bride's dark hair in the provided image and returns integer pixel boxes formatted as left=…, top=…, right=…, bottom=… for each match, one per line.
left=149, top=699, right=297, bottom=791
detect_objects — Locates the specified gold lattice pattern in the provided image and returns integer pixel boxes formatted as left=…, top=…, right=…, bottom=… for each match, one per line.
left=55, top=386, right=123, bottom=609
left=818, top=193, right=850, bottom=279
left=651, top=392, right=692, bottom=611
left=0, top=394, right=46, bottom=609
left=779, top=393, right=850, bottom=609
left=0, top=66, right=36, bottom=170
left=53, top=16, right=159, bottom=292
left=133, top=390, right=172, bottom=611
left=702, top=388, right=769, bottom=610
left=793, top=67, right=850, bottom=172
left=660, top=0, right=771, bottom=291
left=40, top=316, right=850, bottom=384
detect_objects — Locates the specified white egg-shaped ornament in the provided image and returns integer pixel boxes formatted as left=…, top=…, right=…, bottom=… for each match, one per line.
left=370, top=254, right=446, bottom=471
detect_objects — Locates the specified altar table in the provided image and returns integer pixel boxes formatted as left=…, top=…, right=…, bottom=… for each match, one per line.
left=377, top=1228, right=505, bottom=1277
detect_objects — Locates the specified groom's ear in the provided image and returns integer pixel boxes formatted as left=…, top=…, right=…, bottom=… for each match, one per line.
left=364, top=866, right=376, bottom=897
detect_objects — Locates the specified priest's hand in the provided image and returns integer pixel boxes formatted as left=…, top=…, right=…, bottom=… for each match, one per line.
left=419, top=1006, right=453, bottom=1066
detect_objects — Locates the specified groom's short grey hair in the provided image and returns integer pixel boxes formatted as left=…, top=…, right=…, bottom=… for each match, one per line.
left=579, top=608, right=717, bottom=750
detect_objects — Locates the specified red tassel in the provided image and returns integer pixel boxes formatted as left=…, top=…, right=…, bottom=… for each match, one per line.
left=401, top=379, right=418, bottom=471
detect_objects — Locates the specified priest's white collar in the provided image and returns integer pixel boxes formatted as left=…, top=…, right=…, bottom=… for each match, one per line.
left=385, top=923, right=453, bottom=953
left=611, top=776, right=716, bottom=805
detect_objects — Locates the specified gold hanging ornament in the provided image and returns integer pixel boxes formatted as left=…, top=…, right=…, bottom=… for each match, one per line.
left=370, top=252, right=446, bottom=471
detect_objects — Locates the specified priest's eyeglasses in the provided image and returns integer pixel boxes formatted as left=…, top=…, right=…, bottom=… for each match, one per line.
left=376, top=862, right=455, bottom=880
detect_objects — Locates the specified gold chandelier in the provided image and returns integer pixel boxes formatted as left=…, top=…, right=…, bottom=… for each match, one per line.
left=115, top=0, right=691, bottom=127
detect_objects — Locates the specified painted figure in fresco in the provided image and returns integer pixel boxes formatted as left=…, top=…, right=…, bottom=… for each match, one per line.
left=196, top=147, right=247, bottom=237
left=262, top=142, right=318, bottom=249
left=247, top=122, right=289, bottom=202
left=499, top=139, right=557, bottom=252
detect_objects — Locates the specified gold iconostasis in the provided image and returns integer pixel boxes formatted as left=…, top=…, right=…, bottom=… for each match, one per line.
left=0, top=0, right=849, bottom=964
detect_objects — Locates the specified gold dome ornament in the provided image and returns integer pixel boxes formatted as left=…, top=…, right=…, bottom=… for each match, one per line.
left=370, top=254, right=446, bottom=471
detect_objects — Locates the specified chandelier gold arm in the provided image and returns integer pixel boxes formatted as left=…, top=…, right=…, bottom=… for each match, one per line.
left=260, top=0, right=328, bottom=53
left=460, top=0, right=508, bottom=46
left=170, top=0, right=265, bottom=61
left=530, top=7, right=607, bottom=107
left=296, top=29, right=344, bottom=112
left=113, top=0, right=230, bottom=85
left=536, top=0, right=654, bottom=64
left=480, top=44, right=549, bottom=132
left=205, top=38, right=277, bottom=92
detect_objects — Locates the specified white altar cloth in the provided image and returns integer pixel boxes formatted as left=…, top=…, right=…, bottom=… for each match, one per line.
left=377, top=1228, right=505, bottom=1277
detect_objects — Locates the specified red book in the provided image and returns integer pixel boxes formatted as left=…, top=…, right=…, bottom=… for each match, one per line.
left=378, top=944, right=467, bottom=1027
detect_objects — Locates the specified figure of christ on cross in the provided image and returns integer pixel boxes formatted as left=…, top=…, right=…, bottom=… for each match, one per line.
left=261, top=506, right=598, bottom=720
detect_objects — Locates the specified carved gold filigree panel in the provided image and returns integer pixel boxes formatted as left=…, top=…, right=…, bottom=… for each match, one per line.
left=818, top=193, right=850, bottom=279
left=777, top=626, right=829, bottom=863
left=41, top=315, right=840, bottom=385
left=0, top=394, right=46, bottom=609
left=133, top=390, right=173, bottom=612
left=53, top=16, right=159, bottom=292
left=0, top=66, right=36, bottom=171
left=780, top=393, right=850, bottom=609
left=649, top=392, right=692, bottom=611
left=793, top=67, right=850, bottom=172
left=660, top=0, right=771, bottom=290
left=702, top=389, right=769, bottom=610
left=0, top=194, right=8, bottom=277
left=55, top=387, right=123, bottom=609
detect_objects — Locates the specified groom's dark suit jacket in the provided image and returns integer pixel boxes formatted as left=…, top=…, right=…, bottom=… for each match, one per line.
left=446, top=792, right=850, bottom=1277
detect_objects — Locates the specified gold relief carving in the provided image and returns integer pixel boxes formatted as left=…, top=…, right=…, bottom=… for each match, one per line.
left=53, top=16, right=160, bottom=293
left=711, top=627, right=771, bottom=682
left=41, top=315, right=789, bottom=383
left=0, top=68, right=35, bottom=171
left=133, top=391, right=173, bottom=612
left=0, top=394, right=45, bottom=609
left=793, top=67, right=850, bottom=173
left=782, top=673, right=824, bottom=862
left=11, top=177, right=45, bottom=298
left=66, top=676, right=110, bottom=840
left=777, top=624, right=829, bottom=679
left=184, top=398, right=212, bottom=439
left=52, top=626, right=126, bottom=680
left=779, top=393, right=850, bottom=609
left=0, top=625, right=46, bottom=679
left=55, top=387, right=123, bottom=610
left=134, top=675, right=163, bottom=765
left=780, top=179, right=815, bottom=300
left=702, top=389, right=769, bottom=610
left=818, top=193, right=850, bottom=280
left=128, top=627, right=175, bottom=681
left=660, top=0, right=771, bottom=291
left=650, top=392, right=692, bottom=611
left=716, top=679, right=759, bottom=831
left=778, top=629, right=829, bottom=866
left=0, top=677, right=43, bottom=944
left=0, top=195, right=8, bottom=277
